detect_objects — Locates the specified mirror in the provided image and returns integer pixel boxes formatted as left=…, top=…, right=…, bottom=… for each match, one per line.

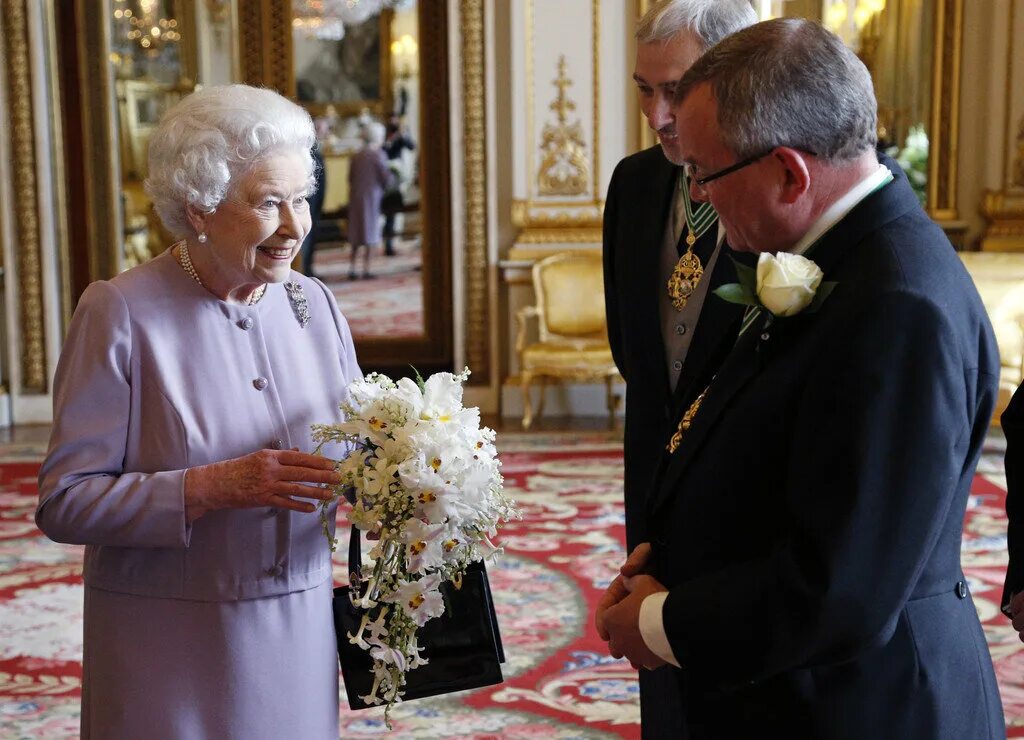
left=109, top=0, right=197, bottom=269
left=241, top=0, right=452, bottom=372
left=772, top=0, right=962, bottom=236
left=294, top=2, right=426, bottom=344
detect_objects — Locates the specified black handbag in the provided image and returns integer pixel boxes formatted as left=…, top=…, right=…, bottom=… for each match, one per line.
left=332, top=525, right=506, bottom=710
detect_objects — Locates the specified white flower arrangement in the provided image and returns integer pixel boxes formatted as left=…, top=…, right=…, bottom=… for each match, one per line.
left=312, top=368, right=519, bottom=718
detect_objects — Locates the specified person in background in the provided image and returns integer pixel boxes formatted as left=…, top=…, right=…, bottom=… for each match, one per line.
left=347, top=120, right=392, bottom=279
left=36, top=84, right=361, bottom=739
left=382, top=113, right=416, bottom=256
left=300, top=141, right=326, bottom=279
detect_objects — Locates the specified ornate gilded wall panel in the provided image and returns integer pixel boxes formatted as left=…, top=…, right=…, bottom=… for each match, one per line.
left=461, top=0, right=490, bottom=382
left=512, top=0, right=604, bottom=246
left=2, top=0, right=47, bottom=392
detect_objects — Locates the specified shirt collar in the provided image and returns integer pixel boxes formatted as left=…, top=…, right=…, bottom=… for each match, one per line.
left=790, top=163, right=893, bottom=256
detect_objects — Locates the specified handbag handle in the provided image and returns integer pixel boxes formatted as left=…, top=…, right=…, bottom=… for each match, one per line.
left=348, top=524, right=362, bottom=579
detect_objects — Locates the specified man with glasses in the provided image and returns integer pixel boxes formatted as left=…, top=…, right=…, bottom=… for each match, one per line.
left=598, top=19, right=1005, bottom=737
left=599, top=1, right=755, bottom=736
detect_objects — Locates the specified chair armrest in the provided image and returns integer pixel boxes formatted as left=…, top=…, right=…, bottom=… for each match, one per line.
left=516, top=306, right=541, bottom=354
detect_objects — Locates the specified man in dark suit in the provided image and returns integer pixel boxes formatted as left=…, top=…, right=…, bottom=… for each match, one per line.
left=598, top=19, right=1005, bottom=737
left=601, top=2, right=756, bottom=734
left=1002, top=387, right=1024, bottom=634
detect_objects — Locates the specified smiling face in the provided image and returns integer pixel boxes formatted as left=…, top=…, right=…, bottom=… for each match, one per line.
left=190, top=149, right=312, bottom=296
left=633, top=29, right=703, bottom=164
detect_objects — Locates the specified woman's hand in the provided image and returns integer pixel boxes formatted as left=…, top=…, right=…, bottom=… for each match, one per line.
left=184, top=449, right=341, bottom=521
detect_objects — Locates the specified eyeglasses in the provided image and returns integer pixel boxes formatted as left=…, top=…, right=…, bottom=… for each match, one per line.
left=684, top=148, right=775, bottom=187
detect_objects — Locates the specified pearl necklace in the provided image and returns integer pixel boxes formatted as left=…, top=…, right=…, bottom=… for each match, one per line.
left=176, top=242, right=266, bottom=306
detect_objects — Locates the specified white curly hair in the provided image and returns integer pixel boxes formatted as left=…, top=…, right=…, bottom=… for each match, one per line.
left=145, top=84, right=316, bottom=238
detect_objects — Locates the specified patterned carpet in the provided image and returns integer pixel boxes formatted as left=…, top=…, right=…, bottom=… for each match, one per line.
left=0, top=431, right=1021, bottom=737
left=313, top=240, right=424, bottom=339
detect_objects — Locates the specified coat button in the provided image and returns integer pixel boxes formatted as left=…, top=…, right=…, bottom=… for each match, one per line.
left=672, top=360, right=683, bottom=371
left=238, top=317, right=254, bottom=330
left=266, top=565, right=283, bottom=577
left=271, top=439, right=285, bottom=450
left=253, top=377, right=268, bottom=391
left=675, top=324, right=687, bottom=336
left=956, top=580, right=968, bottom=599
left=761, top=332, right=770, bottom=341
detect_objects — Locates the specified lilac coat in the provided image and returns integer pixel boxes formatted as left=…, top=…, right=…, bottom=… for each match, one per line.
left=37, top=249, right=361, bottom=737
left=347, top=146, right=391, bottom=246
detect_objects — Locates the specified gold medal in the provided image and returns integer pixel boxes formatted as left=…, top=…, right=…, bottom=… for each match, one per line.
left=666, top=234, right=705, bottom=311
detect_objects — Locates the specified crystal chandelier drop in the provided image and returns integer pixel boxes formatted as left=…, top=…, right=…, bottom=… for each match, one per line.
left=292, top=0, right=415, bottom=42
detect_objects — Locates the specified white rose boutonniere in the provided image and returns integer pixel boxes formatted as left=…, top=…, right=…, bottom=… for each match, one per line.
left=756, top=252, right=823, bottom=316
left=714, top=252, right=836, bottom=318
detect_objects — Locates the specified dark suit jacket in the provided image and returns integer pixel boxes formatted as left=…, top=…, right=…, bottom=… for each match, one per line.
left=1002, top=384, right=1024, bottom=610
left=603, top=146, right=745, bottom=551
left=647, top=164, right=1005, bottom=739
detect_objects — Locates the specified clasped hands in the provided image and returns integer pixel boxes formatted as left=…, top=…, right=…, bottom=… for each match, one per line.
left=594, top=542, right=670, bottom=671
left=184, top=448, right=342, bottom=522
left=1009, top=592, right=1024, bottom=643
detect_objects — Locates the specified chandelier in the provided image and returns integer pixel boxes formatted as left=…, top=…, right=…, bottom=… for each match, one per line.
left=292, top=0, right=415, bottom=42
left=113, top=0, right=181, bottom=54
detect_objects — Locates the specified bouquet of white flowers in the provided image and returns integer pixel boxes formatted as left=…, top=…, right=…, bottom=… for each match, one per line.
left=312, top=368, right=518, bottom=718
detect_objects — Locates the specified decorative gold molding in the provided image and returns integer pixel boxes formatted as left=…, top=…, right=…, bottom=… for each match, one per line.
left=239, top=0, right=292, bottom=94
left=511, top=199, right=602, bottom=230
left=537, top=56, right=589, bottom=196
left=2, top=0, right=47, bottom=392
left=514, top=228, right=604, bottom=245
left=636, top=0, right=654, bottom=152
left=927, top=0, right=963, bottom=224
left=462, top=0, right=490, bottom=382
left=77, top=0, right=122, bottom=281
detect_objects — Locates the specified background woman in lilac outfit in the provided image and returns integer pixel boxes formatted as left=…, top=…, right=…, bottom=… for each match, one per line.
left=346, top=121, right=392, bottom=280
left=36, top=85, right=361, bottom=739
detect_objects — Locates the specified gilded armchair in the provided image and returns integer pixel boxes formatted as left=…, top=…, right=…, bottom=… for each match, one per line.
left=516, top=252, right=622, bottom=429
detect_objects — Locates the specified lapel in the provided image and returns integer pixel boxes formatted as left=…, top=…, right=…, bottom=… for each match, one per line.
left=630, top=148, right=679, bottom=399
left=648, top=154, right=923, bottom=518
left=670, top=242, right=749, bottom=417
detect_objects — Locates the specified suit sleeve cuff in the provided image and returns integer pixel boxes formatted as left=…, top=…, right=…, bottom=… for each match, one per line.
left=639, top=591, right=681, bottom=668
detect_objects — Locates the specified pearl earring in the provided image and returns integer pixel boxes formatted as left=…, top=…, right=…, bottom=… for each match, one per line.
left=197, top=232, right=207, bottom=243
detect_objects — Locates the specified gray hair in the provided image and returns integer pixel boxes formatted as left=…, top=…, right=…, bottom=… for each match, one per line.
left=636, top=0, right=757, bottom=48
left=673, top=18, right=878, bottom=163
left=145, top=84, right=316, bottom=238
left=362, top=121, right=386, bottom=148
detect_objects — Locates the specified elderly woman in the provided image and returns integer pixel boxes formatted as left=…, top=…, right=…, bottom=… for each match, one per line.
left=347, top=121, right=392, bottom=280
left=36, top=85, right=359, bottom=738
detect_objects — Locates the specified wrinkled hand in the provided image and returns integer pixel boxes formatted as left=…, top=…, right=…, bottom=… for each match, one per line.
left=1010, top=593, right=1024, bottom=642
left=603, top=574, right=669, bottom=671
left=185, top=449, right=341, bottom=521
left=595, top=543, right=653, bottom=639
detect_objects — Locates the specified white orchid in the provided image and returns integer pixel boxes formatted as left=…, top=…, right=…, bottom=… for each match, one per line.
left=387, top=574, right=446, bottom=626
left=311, top=367, right=519, bottom=722
left=402, top=518, right=447, bottom=573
